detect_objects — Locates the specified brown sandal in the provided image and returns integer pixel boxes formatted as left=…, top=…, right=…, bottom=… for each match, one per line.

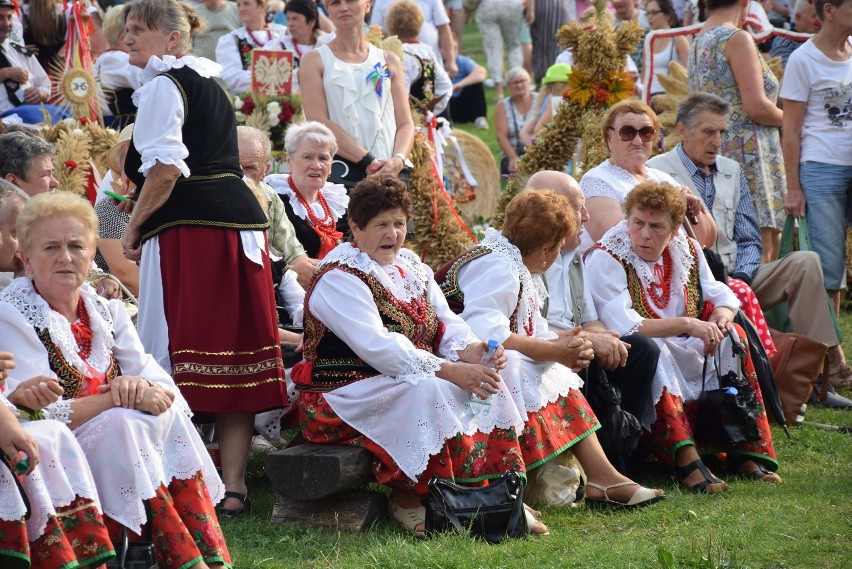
left=829, top=363, right=852, bottom=389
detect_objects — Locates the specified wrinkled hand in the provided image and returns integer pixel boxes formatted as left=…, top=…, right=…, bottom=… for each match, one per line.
left=2, top=66, right=28, bottom=84
left=93, top=276, right=122, bottom=300
left=121, top=226, right=142, bottom=262
left=7, top=376, right=64, bottom=411
left=554, top=328, right=594, bottom=372
left=22, top=88, right=43, bottom=105
left=588, top=331, right=629, bottom=371
left=104, top=375, right=150, bottom=409
left=372, top=156, right=405, bottom=177
left=446, top=362, right=501, bottom=400
left=682, top=189, right=705, bottom=222
left=708, top=307, right=735, bottom=333
left=290, top=255, right=319, bottom=289
left=135, top=383, right=175, bottom=416
left=785, top=187, right=806, bottom=217
left=0, top=422, right=39, bottom=476
left=686, top=318, right=724, bottom=356
left=459, top=341, right=507, bottom=371
left=0, top=351, right=13, bottom=390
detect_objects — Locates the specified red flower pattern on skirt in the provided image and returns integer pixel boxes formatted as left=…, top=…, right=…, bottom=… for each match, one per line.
left=299, top=391, right=526, bottom=495
left=0, top=496, right=114, bottom=569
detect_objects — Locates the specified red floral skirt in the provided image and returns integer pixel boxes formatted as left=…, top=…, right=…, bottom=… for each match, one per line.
left=158, top=227, right=286, bottom=415
left=103, top=473, right=231, bottom=569
left=728, top=277, right=776, bottom=357
left=643, top=340, right=778, bottom=470
left=518, top=388, right=601, bottom=470
left=299, top=391, right=526, bottom=495
left=0, top=496, right=113, bottom=569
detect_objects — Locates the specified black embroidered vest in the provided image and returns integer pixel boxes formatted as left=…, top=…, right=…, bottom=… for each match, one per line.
left=279, top=194, right=349, bottom=260
left=124, top=65, right=268, bottom=241
left=295, top=263, right=443, bottom=393
left=36, top=329, right=121, bottom=400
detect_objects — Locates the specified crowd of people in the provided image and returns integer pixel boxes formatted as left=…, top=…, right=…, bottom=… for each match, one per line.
left=0, top=0, right=850, bottom=566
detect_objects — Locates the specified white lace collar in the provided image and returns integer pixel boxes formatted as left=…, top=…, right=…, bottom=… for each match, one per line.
left=266, top=175, right=349, bottom=222
left=597, top=220, right=694, bottom=299
left=480, top=228, right=548, bottom=334
left=320, top=244, right=428, bottom=302
left=232, top=24, right=287, bottom=45
left=0, top=278, right=116, bottom=374
left=140, top=54, right=221, bottom=84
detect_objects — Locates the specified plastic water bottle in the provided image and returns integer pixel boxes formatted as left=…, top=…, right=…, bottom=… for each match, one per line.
left=470, top=339, right=499, bottom=417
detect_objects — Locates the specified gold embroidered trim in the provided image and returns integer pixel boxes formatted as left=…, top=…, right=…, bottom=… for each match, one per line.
left=161, top=73, right=189, bottom=117
left=175, top=375, right=284, bottom=389
left=172, top=358, right=281, bottom=376
left=172, top=345, right=279, bottom=356
left=54, top=501, right=97, bottom=518
left=142, top=219, right=270, bottom=241
left=175, top=173, right=241, bottom=184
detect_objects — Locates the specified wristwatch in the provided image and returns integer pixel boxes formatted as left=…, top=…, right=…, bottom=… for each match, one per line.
left=393, top=152, right=413, bottom=168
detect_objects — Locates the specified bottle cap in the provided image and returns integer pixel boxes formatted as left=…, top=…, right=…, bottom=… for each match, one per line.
left=14, top=458, right=28, bottom=473
left=487, top=339, right=499, bottom=351
left=725, top=387, right=738, bottom=396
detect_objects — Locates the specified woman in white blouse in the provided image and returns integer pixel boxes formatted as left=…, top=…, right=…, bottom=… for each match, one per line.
left=215, top=0, right=288, bottom=95
left=292, top=175, right=539, bottom=535
left=93, top=5, right=144, bottom=127
left=119, top=0, right=285, bottom=518
left=585, top=182, right=780, bottom=493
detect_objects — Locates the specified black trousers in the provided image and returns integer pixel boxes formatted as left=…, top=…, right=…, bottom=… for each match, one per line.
left=449, top=82, right=488, bottom=124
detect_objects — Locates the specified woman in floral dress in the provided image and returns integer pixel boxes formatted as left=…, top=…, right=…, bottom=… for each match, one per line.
left=689, top=0, right=786, bottom=261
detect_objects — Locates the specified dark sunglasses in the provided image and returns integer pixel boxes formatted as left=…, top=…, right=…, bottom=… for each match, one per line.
left=609, top=125, right=657, bottom=142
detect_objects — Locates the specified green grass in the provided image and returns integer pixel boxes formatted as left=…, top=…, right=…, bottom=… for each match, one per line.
left=215, top=23, right=851, bottom=569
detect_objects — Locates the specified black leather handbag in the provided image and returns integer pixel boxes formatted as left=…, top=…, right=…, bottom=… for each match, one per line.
left=424, top=469, right=527, bottom=544
left=693, top=330, right=760, bottom=445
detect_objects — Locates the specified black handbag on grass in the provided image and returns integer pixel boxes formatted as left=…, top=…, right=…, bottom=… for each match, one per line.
left=693, top=329, right=760, bottom=445
left=424, top=469, right=526, bottom=544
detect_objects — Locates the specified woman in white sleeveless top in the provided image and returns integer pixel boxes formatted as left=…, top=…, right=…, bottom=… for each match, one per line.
left=300, top=0, right=414, bottom=186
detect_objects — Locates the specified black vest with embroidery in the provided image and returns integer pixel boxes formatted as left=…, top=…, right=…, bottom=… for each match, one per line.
left=295, top=263, right=443, bottom=393
left=36, top=329, right=121, bottom=400
left=279, top=194, right=349, bottom=260
left=436, top=246, right=524, bottom=334
left=124, top=66, right=268, bottom=241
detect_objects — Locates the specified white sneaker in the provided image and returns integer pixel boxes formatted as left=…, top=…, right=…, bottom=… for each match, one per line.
left=474, top=116, right=489, bottom=130
left=484, top=78, right=495, bottom=89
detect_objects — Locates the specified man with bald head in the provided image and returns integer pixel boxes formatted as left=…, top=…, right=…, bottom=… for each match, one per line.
left=526, top=171, right=659, bottom=469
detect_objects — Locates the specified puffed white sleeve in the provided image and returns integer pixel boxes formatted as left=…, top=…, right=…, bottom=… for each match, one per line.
left=308, top=270, right=444, bottom=385
left=583, top=249, right=644, bottom=336
left=27, top=54, right=51, bottom=96
left=430, top=48, right=453, bottom=115
left=455, top=258, right=519, bottom=344
left=97, top=53, right=144, bottom=90
left=132, top=75, right=189, bottom=178
left=422, top=265, right=479, bottom=359
left=108, top=300, right=192, bottom=417
left=215, top=32, right=249, bottom=94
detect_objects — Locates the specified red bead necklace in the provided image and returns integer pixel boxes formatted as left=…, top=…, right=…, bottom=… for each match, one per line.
left=646, top=248, right=673, bottom=308
left=288, top=176, right=338, bottom=234
left=70, top=297, right=94, bottom=359
left=247, top=26, right=271, bottom=47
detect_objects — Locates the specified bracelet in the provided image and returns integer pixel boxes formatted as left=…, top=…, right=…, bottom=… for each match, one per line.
left=357, top=152, right=376, bottom=170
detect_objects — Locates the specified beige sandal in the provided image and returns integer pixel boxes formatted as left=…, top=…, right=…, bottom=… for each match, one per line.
left=389, top=501, right=426, bottom=535
left=585, top=481, right=666, bottom=509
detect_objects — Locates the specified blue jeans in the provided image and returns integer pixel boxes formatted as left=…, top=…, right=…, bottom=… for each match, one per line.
left=801, top=160, right=852, bottom=289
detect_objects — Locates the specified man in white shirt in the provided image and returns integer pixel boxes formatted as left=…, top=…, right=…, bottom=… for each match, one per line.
left=526, top=170, right=660, bottom=457
left=0, top=0, right=51, bottom=121
left=370, top=0, right=458, bottom=76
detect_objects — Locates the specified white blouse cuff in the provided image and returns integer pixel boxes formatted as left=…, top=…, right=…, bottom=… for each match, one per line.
left=396, top=349, right=443, bottom=386
left=42, top=399, right=74, bottom=424
left=440, top=331, right=480, bottom=361
left=139, top=155, right=190, bottom=179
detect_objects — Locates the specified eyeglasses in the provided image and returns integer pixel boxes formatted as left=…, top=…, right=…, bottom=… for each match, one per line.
left=646, top=9, right=664, bottom=16
left=609, top=125, right=657, bottom=142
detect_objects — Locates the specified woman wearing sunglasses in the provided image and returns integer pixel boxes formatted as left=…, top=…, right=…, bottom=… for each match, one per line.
left=578, top=100, right=716, bottom=254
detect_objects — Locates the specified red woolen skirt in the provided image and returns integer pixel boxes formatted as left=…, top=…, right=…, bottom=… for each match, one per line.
left=727, top=277, right=776, bottom=357
left=158, top=227, right=286, bottom=414
left=299, top=392, right=526, bottom=495
left=518, top=388, right=601, bottom=471
left=0, top=497, right=114, bottom=569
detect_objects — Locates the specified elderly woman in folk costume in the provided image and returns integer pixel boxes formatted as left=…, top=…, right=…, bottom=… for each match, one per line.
left=0, top=192, right=231, bottom=568
left=584, top=182, right=780, bottom=493
left=265, top=121, right=349, bottom=260
left=300, top=0, right=414, bottom=188
left=216, top=0, right=288, bottom=95
left=437, top=189, right=666, bottom=511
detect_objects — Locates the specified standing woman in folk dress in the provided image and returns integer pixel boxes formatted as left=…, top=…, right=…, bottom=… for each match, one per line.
left=300, top=0, right=414, bottom=188
left=119, top=0, right=285, bottom=517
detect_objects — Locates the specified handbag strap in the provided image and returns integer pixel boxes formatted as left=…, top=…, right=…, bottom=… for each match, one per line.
left=0, top=453, right=31, bottom=520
